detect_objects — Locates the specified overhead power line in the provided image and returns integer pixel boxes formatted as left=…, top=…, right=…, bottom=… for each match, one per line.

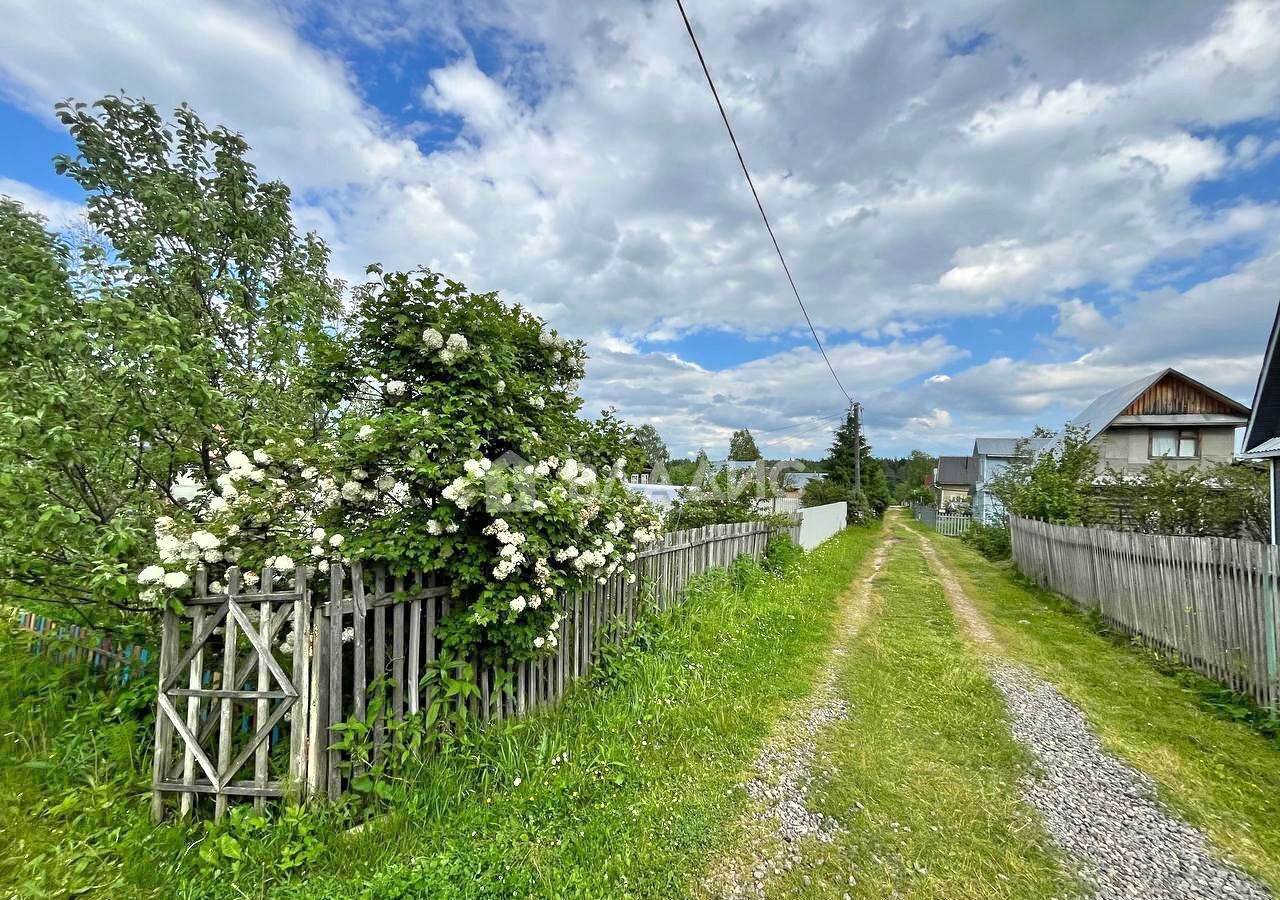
left=674, top=0, right=853, bottom=405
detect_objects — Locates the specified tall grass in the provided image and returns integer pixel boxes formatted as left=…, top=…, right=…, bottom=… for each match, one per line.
left=2, top=525, right=882, bottom=898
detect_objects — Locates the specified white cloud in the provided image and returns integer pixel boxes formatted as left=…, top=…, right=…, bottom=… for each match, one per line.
left=1, top=0, right=1278, bottom=455
left=0, top=177, right=82, bottom=227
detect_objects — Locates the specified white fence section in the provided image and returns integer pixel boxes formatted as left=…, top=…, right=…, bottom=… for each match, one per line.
left=795, top=501, right=847, bottom=550
left=911, top=504, right=972, bottom=536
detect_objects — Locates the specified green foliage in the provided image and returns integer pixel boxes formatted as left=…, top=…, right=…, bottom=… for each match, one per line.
left=988, top=426, right=1104, bottom=525
left=0, top=95, right=341, bottom=635
left=2, top=527, right=883, bottom=898
left=880, top=450, right=937, bottom=502
left=1101, top=461, right=1269, bottom=539
left=727, top=428, right=761, bottom=461
left=822, top=411, right=891, bottom=518
left=666, top=466, right=786, bottom=530
left=148, top=267, right=661, bottom=662
left=961, top=521, right=1012, bottom=560
left=798, top=477, right=874, bottom=525
left=0, top=624, right=193, bottom=896
left=633, top=424, right=669, bottom=468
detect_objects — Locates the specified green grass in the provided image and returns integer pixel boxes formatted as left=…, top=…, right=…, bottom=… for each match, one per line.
left=918, top=523, right=1280, bottom=891
left=779, top=521, right=1080, bottom=899
left=1, top=525, right=883, bottom=899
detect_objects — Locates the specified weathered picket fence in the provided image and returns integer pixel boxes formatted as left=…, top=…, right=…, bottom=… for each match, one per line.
left=911, top=504, right=972, bottom=536
left=10, top=609, right=152, bottom=681
left=151, top=520, right=782, bottom=820
left=1010, top=516, right=1280, bottom=711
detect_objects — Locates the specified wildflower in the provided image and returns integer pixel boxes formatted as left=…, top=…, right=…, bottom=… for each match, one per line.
left=358, top=425, right=375, bottom=440
left=137, top=564, right=165, bottom=584
left=513, top=777, right=522, bottom=787
left=422, top=327, right=444, bottom=349
left=163, top=571, right=190, bottom=589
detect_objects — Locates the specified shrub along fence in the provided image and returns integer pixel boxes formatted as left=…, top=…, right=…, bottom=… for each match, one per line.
left=150, top=519, right=788, bottom=821
left=1009, top=516, right=1280, bottom=712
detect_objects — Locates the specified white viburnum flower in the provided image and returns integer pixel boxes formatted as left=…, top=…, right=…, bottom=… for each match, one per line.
left=253, top=448, right=272, bottom=465
left=243, top=571, right=260, bottom=587
left=385, top=380, right=407, bottom=396
left=357, top=425, right=375, bottom=440
left=438, top=348, right=456, bottom=365
left=422, top=327, right=444, bottom=349
left=329, top=534, right=345, bottom=548
left=533, top=636, right=545, bottom=649
left=509, top=596, right=527, bottom=613
left=225, top=450, right=251, bottom=471
left=445, top=333, right=468, bottom=352
left=191, top=530, right=221, bottom=550
left=137, top=564, right=165, bottom=585
left=163, top=571, right=190, bottom=589
left=311, top=527, right=326, bottom=541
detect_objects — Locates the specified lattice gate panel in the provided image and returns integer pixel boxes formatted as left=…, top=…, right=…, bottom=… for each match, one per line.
left=151, top=565, right=312, bottom=820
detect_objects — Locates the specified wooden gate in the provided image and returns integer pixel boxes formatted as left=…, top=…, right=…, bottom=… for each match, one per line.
left=151, top=566, right=312, bottom=820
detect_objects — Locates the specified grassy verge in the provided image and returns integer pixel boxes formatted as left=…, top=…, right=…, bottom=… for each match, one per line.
left=1, top=525, right=882, bottom=899
left=781, top=522, right=1079, bottom=899
left=919, top=523, right=1280, bottom=891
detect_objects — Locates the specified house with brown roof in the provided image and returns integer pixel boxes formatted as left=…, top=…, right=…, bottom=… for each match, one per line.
left=1052, top=367, right=1249, bottom=476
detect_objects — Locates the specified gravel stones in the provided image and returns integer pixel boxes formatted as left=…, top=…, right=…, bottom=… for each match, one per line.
left=705, top=539, right=893, bottom=899
left=991, top=664, right=1270, bottom=900
left=914, top=527, right=1270, bottom=900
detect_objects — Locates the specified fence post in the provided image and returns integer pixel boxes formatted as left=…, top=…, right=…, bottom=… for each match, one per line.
left=1266, top=548, right=1278, bottom=718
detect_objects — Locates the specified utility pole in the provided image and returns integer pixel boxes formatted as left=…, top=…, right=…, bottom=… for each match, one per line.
left=852, top=402, right=862, bottom=490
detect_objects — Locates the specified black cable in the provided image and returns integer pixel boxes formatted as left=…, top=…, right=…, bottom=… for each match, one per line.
left=673, top=0, right=853, bottom=405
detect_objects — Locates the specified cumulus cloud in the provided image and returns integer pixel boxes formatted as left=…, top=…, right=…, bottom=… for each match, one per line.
left=0, top=0, right=1278, bottom=455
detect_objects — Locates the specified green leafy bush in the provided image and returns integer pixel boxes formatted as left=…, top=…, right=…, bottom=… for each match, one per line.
left=962, top=521, right=1012, bottom=560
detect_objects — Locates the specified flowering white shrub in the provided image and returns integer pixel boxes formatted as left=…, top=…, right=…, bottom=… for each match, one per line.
left=137, top=269, right=661, bottom=661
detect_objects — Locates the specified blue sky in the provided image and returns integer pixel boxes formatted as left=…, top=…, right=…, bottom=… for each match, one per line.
left=2, top=0, right=1280, bottom=459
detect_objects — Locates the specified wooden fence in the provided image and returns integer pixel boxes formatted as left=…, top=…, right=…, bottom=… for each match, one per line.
left=1009, top=516, right=1280, bottom=711
left=151, top=520, right=783, bottom=820
left=911, top=504, right=972, bottom=536
left=10, top=609, right=152, bottom=681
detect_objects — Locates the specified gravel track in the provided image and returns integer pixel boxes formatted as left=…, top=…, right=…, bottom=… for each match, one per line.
left=914, top=529, right=1271, bottom=900
left=704, top=535, right=893, bottom=899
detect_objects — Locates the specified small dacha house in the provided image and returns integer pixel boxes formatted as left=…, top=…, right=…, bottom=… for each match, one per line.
left=1051, top=367, right=1249, bottom=476
left=933, top=456, right=975, bottom=511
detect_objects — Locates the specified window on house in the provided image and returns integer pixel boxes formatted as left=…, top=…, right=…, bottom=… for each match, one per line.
left=1150, top=429, right=1199, bottom=458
